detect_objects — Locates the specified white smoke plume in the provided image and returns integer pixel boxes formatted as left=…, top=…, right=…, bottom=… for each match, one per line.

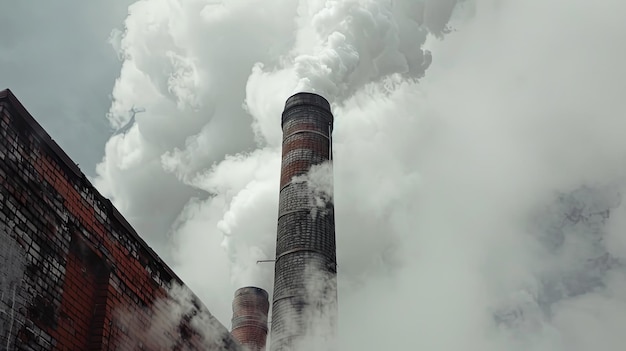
left=292, top=162, right=334, bottom=218
left=95, top=0, right=626, bottom=349
left=113, top=283, right=238, bottom=350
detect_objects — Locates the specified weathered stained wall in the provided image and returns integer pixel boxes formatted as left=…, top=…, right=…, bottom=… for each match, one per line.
left=0, top=89, right=240, bottom=351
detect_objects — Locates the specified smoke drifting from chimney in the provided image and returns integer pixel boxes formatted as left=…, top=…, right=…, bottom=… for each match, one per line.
left=96, top=1, right=626, bottom=350
left=231, top=287, right=270, bottom=351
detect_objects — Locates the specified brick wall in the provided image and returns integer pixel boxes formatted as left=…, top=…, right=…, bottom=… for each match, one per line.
left=0, top=89, right=240, bottom=351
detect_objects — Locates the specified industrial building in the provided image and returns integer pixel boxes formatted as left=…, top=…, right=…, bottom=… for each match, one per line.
left=0, top=89, right=337, bottom=350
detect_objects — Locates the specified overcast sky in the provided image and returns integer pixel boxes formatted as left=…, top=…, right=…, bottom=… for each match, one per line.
left=3, top=1, right=626, bottom=350
left=0, top=1, right=133, bottom=173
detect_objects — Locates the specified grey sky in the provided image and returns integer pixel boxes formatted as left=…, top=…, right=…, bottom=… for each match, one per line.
left=0, top=1, right=132, bottom=174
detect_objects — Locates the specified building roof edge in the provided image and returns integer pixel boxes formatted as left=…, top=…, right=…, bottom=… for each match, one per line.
left=0, top=88, right=186, bottom=291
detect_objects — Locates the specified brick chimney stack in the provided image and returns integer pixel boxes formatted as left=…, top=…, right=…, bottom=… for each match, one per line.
left=231, top=287, right=270, bottom=351
left=269, top=92, right=338, bottom=351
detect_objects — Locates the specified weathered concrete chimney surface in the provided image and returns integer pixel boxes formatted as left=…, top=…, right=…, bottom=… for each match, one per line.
left=270, top=92, right=338, bottom=351
left=231, top=287, right=270, bottom=351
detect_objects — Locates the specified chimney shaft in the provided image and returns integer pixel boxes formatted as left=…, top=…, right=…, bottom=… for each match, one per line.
left=231, top=287, right=270, bottom=351
left=269, top=93, right=338, bottom=351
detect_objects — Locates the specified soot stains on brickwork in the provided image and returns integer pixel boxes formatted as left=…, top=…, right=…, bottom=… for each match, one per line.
left=0, top=89, right=241, bottom=350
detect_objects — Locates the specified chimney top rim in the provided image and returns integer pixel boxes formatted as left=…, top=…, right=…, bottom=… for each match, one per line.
left=234, top=286, right=269, bottom=298
left=284, top=92, right=331, bottom=112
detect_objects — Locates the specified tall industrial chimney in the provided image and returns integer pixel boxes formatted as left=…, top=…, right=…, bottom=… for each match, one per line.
left=231, top=287, right=270, bottom=351
left=269, top=92, right=338, bottom=351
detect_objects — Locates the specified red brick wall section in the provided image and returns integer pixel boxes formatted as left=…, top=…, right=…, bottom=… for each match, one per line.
left=0, top=89, right=242, bottom=351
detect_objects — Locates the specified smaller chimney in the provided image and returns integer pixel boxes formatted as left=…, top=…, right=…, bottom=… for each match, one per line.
left=231, top=287, right=270, bottom=351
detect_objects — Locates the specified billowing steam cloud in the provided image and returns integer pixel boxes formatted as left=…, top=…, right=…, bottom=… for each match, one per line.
left=95, top=0, right=626, bottom=349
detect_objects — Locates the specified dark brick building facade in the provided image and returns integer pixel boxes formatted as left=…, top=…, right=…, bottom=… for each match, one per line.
left=0, top=89, right=241, bottom=350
